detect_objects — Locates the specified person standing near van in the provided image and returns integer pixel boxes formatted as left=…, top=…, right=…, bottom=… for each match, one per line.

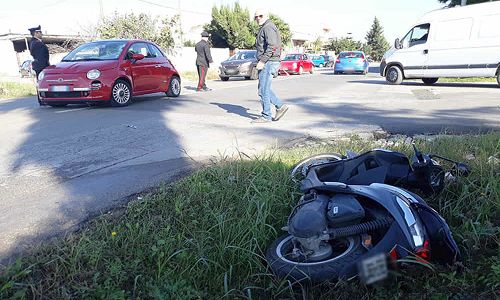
left=28, top=25, right=49, bottom=80
left=252, top=8, right=289, bottom=124
left=195, top=31, right=213, bottom=92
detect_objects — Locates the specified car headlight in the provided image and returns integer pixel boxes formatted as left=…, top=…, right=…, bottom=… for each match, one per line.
left=293, top=63, right=297, bottom=68
left=38, top=70, right=45, bottom=81
left=87, top=69, right=101, bottom=80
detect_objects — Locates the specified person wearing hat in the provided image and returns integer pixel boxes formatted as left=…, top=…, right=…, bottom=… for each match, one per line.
left=194, top=31, right=213, bottom=92
left=251, top=9, right=289, bottom=124
left=28, top=25, right=50, bottom=80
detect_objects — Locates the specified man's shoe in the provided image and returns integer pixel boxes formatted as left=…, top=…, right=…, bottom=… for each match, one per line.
left=274, top=104, right=289, bottom=121
left=251, top=116, right=272, bottom=124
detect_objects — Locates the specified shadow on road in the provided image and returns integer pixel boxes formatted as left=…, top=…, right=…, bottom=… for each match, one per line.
left=210, top=102, right=259, bottom=119
left=0, top=92, right=195, bottom=265
left=348, top=79, right=500, bottom=89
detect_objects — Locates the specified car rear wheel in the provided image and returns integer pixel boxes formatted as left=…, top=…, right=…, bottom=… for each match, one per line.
left=386, top=66, right=403, bottom=85
left=298, top=66, right=303, bottom=75
left=166, top=75, right=181, bottom=97
left=250, top=67, right=258, bottom=80
left=422, top=78, right=438, bottom=85
left=319, top=63, right=324, bottom=68
left=220, top=76, right=229, bottom=81
left=110, top=79, right=132, bottom=107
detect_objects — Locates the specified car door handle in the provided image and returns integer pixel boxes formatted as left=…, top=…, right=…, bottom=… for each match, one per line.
left=155, top=65, right=161, bottom=68
left=423, top=49, right=428, bottom=54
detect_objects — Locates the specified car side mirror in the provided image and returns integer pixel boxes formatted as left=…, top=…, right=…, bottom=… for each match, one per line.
left=131, top=53, right=144, bottom=65
left=394, top=38, right=400, bottom=49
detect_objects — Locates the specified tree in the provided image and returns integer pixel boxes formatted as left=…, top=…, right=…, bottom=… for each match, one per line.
left=327, top=37, right=362, bottom=55
left=204, top=3, right=257, bottom=49
left=183, top=40, right=196, bottom=47
left=97, top=12, right=179, bottom=52
left=312, top=37, right=323, bottom=53
left=438, top=0, right=492, bottom=7
left=365, top=17, right=390, bottom=61
left=204, top=2, right=292, bottom=49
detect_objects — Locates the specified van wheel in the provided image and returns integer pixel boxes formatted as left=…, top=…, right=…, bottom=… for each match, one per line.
left=386, top=66, right=403, bottom=85
left=497, top=70, right=500, bottom=86
left=422, top=78, right=438, bottom=85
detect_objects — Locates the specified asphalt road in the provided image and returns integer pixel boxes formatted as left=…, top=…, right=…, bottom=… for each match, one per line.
left=1, top=65, right=499, bottom=263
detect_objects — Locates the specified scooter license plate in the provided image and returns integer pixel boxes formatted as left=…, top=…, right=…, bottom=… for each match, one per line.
left=358, top=253, right=388, bottom=285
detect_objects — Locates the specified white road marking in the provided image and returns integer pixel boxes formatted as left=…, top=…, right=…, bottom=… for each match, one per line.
left=54, top=107, right=89, bottom=113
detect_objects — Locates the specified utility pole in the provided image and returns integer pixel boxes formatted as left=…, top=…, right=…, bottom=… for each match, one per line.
left=99, top=0, right=104, bottom=23
left=178, top=0, right=183, bottom=46
left=461, top=0, right=467, bottom=6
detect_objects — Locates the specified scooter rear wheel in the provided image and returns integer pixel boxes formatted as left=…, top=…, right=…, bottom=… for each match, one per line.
left=290, top=153, right=343, bottom=183
left=266, top=234, right=366, bottom=282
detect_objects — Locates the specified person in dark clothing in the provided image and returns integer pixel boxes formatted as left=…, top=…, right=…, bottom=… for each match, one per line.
left=195, top=31, right=213, bottom=92
left=28, top=25, right=50, bottom=80
left=252, top=9, right=289, bottom=124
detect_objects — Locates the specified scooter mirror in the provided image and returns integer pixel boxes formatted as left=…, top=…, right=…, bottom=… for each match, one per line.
left=454, top=162, right=471, bottom=177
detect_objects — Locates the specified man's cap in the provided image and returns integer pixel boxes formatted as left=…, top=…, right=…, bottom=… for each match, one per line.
left=28, top=25, right=41, bottom=33
left=254, top=8, right=269, bottom=17
left=201, top=31, right=210, bottom=37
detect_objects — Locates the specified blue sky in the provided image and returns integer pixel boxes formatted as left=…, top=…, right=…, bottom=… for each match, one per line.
left=0, top=0, right=444, bottom=44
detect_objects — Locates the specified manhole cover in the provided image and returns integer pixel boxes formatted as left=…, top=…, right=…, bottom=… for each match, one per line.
left=411, top=89, right=439, bottom=100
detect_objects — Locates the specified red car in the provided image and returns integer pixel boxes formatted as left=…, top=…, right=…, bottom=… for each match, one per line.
left=279, top=53, right=314, bottom=75
left=37, top=39, right=181, bottom=107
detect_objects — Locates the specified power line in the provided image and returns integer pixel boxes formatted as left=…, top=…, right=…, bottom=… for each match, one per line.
left=138, top=0, right=210, bottom=16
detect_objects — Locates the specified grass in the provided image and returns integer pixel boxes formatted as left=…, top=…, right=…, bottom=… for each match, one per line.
left=0, top=82, right=36, bottom=99
left=180, top=70, right=220, bottom=82
left=1, top=133, right=499, bottom=299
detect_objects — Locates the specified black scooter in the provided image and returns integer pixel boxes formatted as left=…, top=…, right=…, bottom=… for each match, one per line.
left=266, top=145, right=470, bottom=283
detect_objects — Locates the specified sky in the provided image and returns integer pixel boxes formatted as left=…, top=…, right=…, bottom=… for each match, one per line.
left=0, top=0, right=445, bottom=45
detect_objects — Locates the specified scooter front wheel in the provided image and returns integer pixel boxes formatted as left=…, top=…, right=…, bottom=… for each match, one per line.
left=266, top=234, right=366, bottom=282
left=290, top=153, right=343, bottom=183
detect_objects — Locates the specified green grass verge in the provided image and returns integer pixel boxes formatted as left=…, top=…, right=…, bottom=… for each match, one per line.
left=1, top=134, right=499, bottom=299
left=180, top=70, right=220, bottom=82
left=0, top=82, right=36, bottom=99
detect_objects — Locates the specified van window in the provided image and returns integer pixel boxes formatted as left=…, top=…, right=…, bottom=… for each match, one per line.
left=478, top=15, right=500, bottom=38
left=402, top=24, right=430, bottom=48
left=434, top=18, right=473, bottom=42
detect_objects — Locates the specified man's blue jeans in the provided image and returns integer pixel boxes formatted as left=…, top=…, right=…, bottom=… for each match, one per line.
left=258, top=61, right=283, bottom=120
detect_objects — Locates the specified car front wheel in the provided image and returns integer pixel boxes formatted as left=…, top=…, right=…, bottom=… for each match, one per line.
left=110, top=79, right=132, bottom=107
left=166, top=76, right=181, bottom=97
left=220, top=76, right=229, bottom=81
left=386, top=66, right=403, bottom=85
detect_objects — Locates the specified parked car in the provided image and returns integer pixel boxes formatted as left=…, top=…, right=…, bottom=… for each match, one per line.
left=218, top=50, right=259, bottom=81
left=19, top=60, right=35, bottom=78
left=334, top=51, right=369, bottom=75
left=321, top=55, right=335, bottom=67
left=381, top=1, right=500, bottom=85
left=37, top=39, right=181, bottom=107
left=310, top=55, right=326, bottom=68
left=279, top=53, right=314, bottom=75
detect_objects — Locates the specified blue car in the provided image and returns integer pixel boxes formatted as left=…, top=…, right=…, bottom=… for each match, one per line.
left=310, top=55, right=326, bottom=68
left=334, top=51, right=369, bottom=74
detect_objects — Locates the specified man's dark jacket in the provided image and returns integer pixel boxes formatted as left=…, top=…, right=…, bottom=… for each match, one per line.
left=256, top=19, right=281, bottom=63
left=29, top=38, right=49, bottom=71
left=195, top=40, right=213, bottom=67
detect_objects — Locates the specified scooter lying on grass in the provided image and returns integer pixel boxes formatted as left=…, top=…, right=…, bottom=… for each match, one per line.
left=266, top=145, right=470, bottom=283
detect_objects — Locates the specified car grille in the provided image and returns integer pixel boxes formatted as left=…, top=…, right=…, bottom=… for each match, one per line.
left=43, top=92, right=87, bottom=98
left=224, top=67, right=239, bottom=75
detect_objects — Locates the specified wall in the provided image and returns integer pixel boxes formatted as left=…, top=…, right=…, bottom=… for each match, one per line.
left=166, top=47, right=231, bottom=73
left=0, top=40, right=20, bottom=76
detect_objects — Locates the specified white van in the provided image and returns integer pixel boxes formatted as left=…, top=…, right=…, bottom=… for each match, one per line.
left=380, top=2, right=500, bottom=86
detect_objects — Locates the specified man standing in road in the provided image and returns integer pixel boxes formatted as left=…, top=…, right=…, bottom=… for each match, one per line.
left=252, top=9, right=289, bottom=124
left=28, top=25, right=50, bottom=80
left=195, top=31, right=213, bottom=92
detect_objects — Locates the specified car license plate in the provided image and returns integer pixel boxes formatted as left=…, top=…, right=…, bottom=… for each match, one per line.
left=344, top=66, right=354, bottom=71
left=358, top=253, right=388, bottom=285
left=52, top=85, right=69, bottom=92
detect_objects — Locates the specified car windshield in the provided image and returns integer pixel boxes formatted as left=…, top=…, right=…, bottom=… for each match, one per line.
left=283, top=54, right=301, bottom=61
left=228, top=51, right=256, bottom=60
left=339, top=52, right=363, bottom=59
left=62, top=41, right=128, bottom=61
